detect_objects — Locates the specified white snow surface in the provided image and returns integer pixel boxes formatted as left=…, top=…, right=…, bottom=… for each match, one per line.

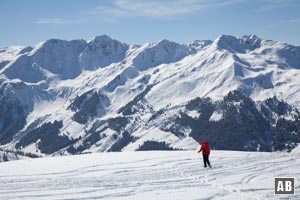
left=186, top=110, right=201, bottom=119
left=0, top=151, right=299, bottom=200
left=292, top=143, right=300, bottom=153
left=0, top=46, right=25, bottom=62
left=209, top=110, right=224, bottom=122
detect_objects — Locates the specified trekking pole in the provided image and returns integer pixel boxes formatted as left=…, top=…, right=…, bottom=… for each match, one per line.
left=197, top=152, right=202, bottom=162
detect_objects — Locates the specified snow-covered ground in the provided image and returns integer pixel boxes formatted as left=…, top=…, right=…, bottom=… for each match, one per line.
left=0, top=151, right=299, bottom=200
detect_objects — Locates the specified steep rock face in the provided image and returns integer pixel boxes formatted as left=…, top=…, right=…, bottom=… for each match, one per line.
left=277, top=45, right=300, bottom=68
left=213, top=34, right=262, bottom=53
left=187, top=40, right=212, bottom=53
left=32, top=39, right=87, bottom=79
left=133, top=40, right=190, bottom=70
left=0, top=34, right=300, bottom=156
left=79, top=35, right=129, bottom=70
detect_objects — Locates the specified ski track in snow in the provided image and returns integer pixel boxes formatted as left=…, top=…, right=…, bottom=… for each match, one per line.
left=0, top=151, right=299, bottom=200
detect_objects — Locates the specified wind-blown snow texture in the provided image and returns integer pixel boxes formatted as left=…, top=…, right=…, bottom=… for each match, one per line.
left=0, top=151, right=299, bottom=199
left=1, top=34, right=300, bottom=159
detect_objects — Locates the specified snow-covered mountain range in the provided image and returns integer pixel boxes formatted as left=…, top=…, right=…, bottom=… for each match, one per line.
left=1, top=34, right=300, bottom=159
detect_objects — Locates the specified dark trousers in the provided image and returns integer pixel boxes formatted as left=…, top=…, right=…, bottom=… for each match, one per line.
left=203, top=154, right=210, bottom=167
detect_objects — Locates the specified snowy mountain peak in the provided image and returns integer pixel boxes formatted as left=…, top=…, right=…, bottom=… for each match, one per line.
left=132, top=39, right=190, bottom=70
left=41, top=38, right=67, bottom=46
left=89, top=34, right=113, bottom=43
left=213, top=34, right=262, bottom=53
left=35, top=38, right=87, bottom=54
left=156, top=39, right=179, bottom=46
left=0, top=46, right=24, bottom=55
left=241, top=33, right=259, bottom=40
left=2, top=38, right=88, bottom=82
left=0, top=46, right=32, bottom=70
left=1, top=34, right=300, bottom=156
left=80, top=35, right=129, bottom=70
left=187, top=40, right=212, bottom=53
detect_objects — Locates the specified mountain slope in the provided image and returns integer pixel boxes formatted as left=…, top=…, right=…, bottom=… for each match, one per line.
left=0, top=34, right=300, bottom=157
left=0, top=151, right=299, bottom=199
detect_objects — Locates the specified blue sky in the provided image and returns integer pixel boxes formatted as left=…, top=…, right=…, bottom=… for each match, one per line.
left=1, top=0, right=300, bottom=47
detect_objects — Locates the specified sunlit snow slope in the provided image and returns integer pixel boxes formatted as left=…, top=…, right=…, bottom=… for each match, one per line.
left=0, top=151, right=299, bottom=200
left=1, top=34, right=300, bottom=157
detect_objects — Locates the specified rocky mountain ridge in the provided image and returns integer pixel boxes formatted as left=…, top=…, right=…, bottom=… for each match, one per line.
left=0, top=34, right=300, bottom=160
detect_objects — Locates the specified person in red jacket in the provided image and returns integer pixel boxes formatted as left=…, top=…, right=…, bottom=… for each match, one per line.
left=198, top=140, right=212, bottom=168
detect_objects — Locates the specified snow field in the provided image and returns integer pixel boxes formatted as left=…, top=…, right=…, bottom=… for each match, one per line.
left=0, top=150, right=299, bottom=200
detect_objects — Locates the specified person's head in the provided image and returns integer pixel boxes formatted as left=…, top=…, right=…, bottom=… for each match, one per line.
left=201, top=140, right=206, bottom=144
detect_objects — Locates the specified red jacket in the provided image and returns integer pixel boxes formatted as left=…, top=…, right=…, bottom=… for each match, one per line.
left=198, top=140, right=210, bottom=155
